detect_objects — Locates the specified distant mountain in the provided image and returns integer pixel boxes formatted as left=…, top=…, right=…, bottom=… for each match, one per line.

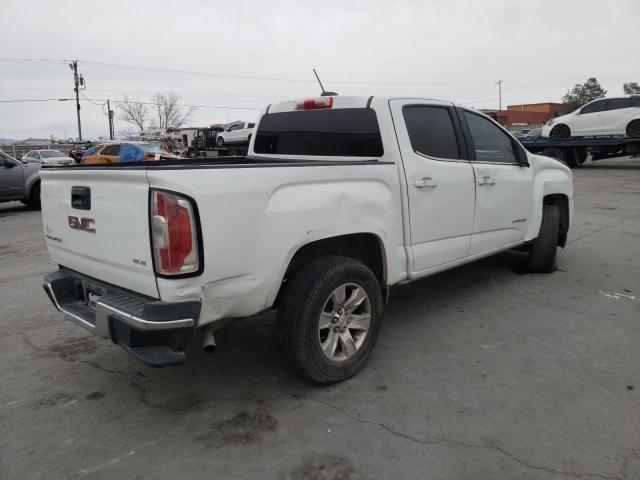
left=17, top=138, right=51, bottom=145
left=0, top=138, right=17, bottom=145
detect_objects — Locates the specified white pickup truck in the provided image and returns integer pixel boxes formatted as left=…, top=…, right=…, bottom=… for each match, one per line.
left=41, top=95, right=573, bottom=383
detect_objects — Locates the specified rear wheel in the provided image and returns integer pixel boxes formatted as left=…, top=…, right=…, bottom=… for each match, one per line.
left=27, top=183, right=41, bottom=210
left=539, top=147, right=568, bottom=166
left=550, top=124, right=570, bottom=139
left=276, top=255, right=383, bottom=383
left=528, top=204, right=560, bottom=273
left=626, top=120, right=640, bottom=139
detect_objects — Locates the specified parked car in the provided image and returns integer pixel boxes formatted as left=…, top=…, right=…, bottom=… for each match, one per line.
left=22, top=149, right=74, bottom=166
left=68, top=141, right=94, bottom=163
left=81, top=141, right=181, bottom=164
left=215, top=121, right=255, bottom=146
left=41, top=95, right=573, bottom=382
left=0, top=150, right=41, bottom=209
left=541, top=95, right=640, bottom=138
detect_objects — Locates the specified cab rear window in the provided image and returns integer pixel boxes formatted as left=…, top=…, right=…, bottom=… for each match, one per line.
left=254, top=108, right=384, bottom=157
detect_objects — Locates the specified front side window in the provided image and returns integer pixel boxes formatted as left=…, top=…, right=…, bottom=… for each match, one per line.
left=402, top=106, right=460, bottom=160
left=254, top=108, right=384, bottom=157
left=581, top=100, right=606, bottom=114
left=248, top=123, right=255, bottom=128
left=605, top=98, right=632, bottom=111
left=100, top=144, right=120, bottom=156
left=463, top=111, right=516, bottom=163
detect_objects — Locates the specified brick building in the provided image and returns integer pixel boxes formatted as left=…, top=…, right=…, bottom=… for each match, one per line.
left=481, top=103, right=571, bottom=127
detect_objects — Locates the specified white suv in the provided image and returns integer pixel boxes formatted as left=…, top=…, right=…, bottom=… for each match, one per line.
left=215, top=121, right=255, bottom=146
left=542, top=95, right=640, bottom=139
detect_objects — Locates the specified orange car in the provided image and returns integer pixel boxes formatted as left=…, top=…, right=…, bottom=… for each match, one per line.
left=82, top=141, right=181, bottom=164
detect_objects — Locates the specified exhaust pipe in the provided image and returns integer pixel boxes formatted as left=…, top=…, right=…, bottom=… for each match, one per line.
left=202, top=325, right=217, bottom=353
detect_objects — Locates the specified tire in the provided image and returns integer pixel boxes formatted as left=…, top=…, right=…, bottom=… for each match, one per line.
left=539, top=147, right=569, bottom=166
left=550, top=124, right=570, bottom=139
left=528, top=204, right=560, bottom=273
left=276, top=255, right=383, bottom=383
left=216, top=136, right=224, bottom=147
left=626, top=120, right=640, bottom=139
left=27, top=183, right=41, bottom=210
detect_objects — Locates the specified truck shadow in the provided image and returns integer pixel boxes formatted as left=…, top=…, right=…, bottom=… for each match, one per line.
left=102, top=249, right=533, bottom=412
left=0, top=201, right=33, bottom=215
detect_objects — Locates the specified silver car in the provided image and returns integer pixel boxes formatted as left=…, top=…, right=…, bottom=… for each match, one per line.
left=22, top=149, right=74, bottom=166
left=0, top=150, right=42, bottom=209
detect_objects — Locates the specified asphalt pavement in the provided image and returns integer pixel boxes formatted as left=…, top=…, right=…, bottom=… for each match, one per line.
left=1, top=157, right=639, bottom=479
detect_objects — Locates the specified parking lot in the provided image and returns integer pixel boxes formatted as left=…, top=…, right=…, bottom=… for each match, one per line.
left=1, top=158, right=639, bottom=479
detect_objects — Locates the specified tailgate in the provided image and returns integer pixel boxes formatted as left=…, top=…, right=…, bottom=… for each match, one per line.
left=40, top=168, right=158, bottom=298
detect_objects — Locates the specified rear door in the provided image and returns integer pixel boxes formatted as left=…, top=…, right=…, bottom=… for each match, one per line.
left=390, top=100, right=475, bottom=271
left=600, top=97, right=633, bottom=134
left=40, top=168, right=158, bottom=297
left=458, top=109, right=533, bottom=255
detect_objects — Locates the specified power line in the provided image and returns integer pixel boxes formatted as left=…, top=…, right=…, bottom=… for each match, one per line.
left=0, top=98, right=74, bottom=103
left=0, top=96, right=262, bottom=110
left=0, top=57, right=492, bottom=87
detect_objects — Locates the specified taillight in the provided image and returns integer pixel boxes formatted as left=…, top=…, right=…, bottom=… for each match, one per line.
left=151, top=190, right=200, bottom=276
left=295, top=96, right=333, bottom=110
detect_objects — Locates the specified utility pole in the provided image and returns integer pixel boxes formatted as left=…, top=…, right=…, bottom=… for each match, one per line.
left=496, top=79, right=503, bottom=111
left=69, top=60, right=85, bottom=141
left=107, top=99, right=115, bottom=140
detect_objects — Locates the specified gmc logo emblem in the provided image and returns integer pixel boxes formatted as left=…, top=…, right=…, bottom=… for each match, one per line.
left=68, top=216, right=96, bottom=233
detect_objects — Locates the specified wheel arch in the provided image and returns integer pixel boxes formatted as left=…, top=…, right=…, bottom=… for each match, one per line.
left=273, top=232, right=387, bottom=308
left=626, top=119, right=640, bottom=138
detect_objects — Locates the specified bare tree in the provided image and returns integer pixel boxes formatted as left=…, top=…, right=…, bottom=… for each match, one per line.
left=118, top=95, right=148, bottom=131
left=151, top=92, right=195, bottom=129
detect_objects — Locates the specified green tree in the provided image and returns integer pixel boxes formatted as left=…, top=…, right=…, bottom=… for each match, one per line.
left=562, top=77, right=607, bottom=111
left=623, top=82, right=640, bottom=94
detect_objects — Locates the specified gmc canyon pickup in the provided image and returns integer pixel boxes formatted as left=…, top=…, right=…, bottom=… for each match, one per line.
left=41, top=95, right=573, bottom=383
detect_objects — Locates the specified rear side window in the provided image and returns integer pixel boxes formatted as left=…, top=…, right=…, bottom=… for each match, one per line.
left=463, top=111, right=516, bottom=163
left=632, top=96, right=640, bottom=107
left=605, top=98, right=632, bottom=111
left=254, top=108, right=383, bottom=157
left=402, top=106, right=460, bottom=159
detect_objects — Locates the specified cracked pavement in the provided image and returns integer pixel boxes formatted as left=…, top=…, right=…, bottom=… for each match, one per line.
left=1, top=157, right=639, bottom=479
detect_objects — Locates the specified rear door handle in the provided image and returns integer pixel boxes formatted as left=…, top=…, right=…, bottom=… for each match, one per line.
left=477, top=176, right=496, bottom=186
left=414, top=177, right=438, bottom=188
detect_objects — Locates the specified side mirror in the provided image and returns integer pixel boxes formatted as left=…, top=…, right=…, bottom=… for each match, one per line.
left=5, top=161, right=16, bottom=168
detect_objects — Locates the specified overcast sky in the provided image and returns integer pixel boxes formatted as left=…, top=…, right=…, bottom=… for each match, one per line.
left=1, top=0, right=638, bottom=140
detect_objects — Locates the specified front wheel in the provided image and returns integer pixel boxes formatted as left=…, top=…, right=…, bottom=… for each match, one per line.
left=528, top=204, right=560, bottom=273
left=216, top=136, right=224, bottom=147
left=550, top=124, right=571, bottom=139
left=276, top=255, right=383, bottom=383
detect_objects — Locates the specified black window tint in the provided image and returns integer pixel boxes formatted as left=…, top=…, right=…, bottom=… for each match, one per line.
left=101, top=144, right=120, bottom=156
left=581, top=100, right=605, bottom=114
left=254, top=108, right=383, bottom=157
left=632, top=96, right=640, bottom=107
left=606, top=98, right=632, bottom=110
left=402, top=106, right=460, bottom=159
left=463, top=111, right=516, bottom=163
left=248, top=123, right=255, bottom=128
